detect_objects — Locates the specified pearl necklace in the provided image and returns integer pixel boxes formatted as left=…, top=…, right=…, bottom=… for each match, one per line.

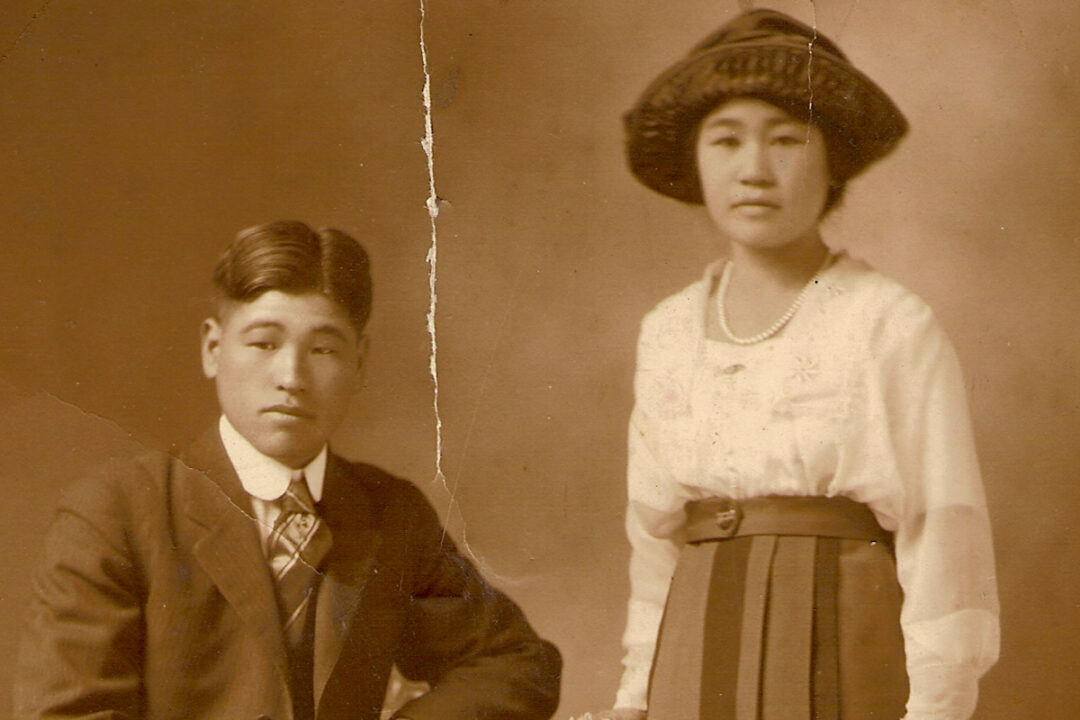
left=716, top=253, right=833, bottom=345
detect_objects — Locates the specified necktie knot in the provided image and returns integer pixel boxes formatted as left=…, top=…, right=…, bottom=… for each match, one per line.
left=267, top=469, right=332, bottom=655
left=281, top=471, right=316, bottom=515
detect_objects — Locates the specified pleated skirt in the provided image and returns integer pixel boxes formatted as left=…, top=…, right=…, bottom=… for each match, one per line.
left=647, top=507, right=908, bottom=720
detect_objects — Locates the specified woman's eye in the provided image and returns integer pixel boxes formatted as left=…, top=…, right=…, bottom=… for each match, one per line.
left=248, top=341, right=276, bottom=350
left=772, top=135, right=804, bottom=146
left=709, top=136, right=739, bottom=147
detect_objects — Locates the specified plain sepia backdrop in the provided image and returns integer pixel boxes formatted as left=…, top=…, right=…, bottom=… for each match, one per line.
left=2, top=1, right=1079, bottom=717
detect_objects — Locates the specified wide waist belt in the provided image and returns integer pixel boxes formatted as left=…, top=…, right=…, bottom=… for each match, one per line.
left=684, top=495, right=892, bottom=545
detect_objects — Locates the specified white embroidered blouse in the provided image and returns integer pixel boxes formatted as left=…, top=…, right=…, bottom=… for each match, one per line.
left=615, top=254, right=1000, bottom=720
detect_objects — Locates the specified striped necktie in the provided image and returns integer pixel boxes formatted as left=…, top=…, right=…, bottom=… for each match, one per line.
left=267, top=471, right=333, bottom=651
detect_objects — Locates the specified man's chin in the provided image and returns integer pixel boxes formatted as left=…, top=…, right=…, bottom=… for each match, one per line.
left=251, top=428, right=324, bottom=468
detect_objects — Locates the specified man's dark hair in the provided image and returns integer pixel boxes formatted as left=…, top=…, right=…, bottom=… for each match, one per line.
left=212, top=220, right=373, bottom=333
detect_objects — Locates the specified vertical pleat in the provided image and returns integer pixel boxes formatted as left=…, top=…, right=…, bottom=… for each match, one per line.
left=648, top=542, right=721, bottom=718
left=734, top=535, right=777, bottom=720
left=760, top=537, right=816, bottom=720
left=813, top=538, right=840, bottom=720
left=699, top=537, right=754, bottom=719
left=835, top=540, right=908, bottom=720
left=647, top=531, right=906, bottom=720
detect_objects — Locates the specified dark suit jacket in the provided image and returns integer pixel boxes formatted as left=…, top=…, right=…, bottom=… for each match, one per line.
left=14, top=428, right=561, bottom=720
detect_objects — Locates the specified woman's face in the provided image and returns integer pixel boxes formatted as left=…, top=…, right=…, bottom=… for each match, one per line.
left=695, top=97, right=830, bottom=253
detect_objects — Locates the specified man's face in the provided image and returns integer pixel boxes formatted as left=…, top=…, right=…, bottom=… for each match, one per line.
left=201, top=290, right=364, bottom=468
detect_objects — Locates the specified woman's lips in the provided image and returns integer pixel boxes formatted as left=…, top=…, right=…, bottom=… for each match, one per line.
left=732, top=201, right=780, bottom=216
left=732, top=199, right=779, bottom=208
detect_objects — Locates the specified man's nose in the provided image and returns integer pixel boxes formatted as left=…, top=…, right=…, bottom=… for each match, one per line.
left=274, top=348, right=307, bottom=392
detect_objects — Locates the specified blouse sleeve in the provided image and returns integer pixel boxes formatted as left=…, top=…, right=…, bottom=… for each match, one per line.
left=614, top=310, right=695, bottom=710
left=857, top=295, right=1000, bottom=720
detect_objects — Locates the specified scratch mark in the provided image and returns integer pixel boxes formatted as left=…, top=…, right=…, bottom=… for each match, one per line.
left=33, top=387, right=143, bottom=453
left=804, top=1, right=818, bottom=156
left=837, top=0, right=858, bottom=39
left=0, top=0, right=55, bottom=67
left=436, top=252, right=535, bottom=585
left=11, top=383, right=287, bottom=569
left=807, top=1, right=817, bottom=121
left=999, top=0, right=1031, bottom=60
left=450, top=262, right=530, bottom=485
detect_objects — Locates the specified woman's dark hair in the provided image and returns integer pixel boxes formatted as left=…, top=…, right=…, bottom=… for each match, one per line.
left=212, top=220, right=373, bottom=333
left=624, top=10, right=907, bottom=210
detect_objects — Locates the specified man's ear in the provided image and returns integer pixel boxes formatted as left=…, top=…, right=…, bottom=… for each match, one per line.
left=200, top=317, right=222, bottom=379
left=351, top=334, right=370, bottom=394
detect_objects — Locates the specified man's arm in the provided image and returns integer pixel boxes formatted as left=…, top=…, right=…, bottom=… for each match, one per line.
left=15, top=469, right=146, bottom=720
left=389, top=485, right=561, bottom=720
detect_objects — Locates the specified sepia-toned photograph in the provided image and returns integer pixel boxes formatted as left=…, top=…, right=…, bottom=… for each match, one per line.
left=2, top=1, right=1079, bottom=718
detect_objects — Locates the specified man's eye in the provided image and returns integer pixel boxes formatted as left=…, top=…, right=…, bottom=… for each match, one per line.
left=312, top=346, right=337, bottom=355
left=247, top=341, right=276, bottom=350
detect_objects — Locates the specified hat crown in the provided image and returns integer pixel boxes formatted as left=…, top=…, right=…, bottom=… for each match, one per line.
left=690, top=9, right=848, bottom=62
left=624, top=8, right=907, bottom=203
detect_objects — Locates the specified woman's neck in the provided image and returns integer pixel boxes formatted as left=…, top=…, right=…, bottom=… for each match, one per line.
left=710, top=234, right=831, bottom=342
left=726, top=234, right=830, bottom=292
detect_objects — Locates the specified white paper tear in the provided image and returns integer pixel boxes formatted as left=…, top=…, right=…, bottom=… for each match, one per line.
left=806, top=2, right=818, bottom=151
left=418, top=0, right=442, bottom=485
left=418, top=1, right=497, bottom=575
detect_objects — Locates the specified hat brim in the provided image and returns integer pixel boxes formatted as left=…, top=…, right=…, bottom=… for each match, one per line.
left=624, top=42, right=908, bottom=203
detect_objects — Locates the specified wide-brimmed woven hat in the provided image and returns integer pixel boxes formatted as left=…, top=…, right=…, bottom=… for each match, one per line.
left=624, top=9, right=908, bottom=203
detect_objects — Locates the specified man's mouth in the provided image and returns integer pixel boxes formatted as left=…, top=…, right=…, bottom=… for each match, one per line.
left=262, top=404, right=315, bottom=419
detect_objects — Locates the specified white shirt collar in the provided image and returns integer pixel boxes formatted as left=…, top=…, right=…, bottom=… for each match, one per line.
left=217, top=415, right=326, bottom=503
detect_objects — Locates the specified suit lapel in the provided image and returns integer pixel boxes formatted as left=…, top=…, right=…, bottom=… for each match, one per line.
left=178, top=430, right=382, bottom=714
left=180, top=428, right=290, bottom=684
left=313, top=454, right=381, bottom=710
left=312, top=573, right=361, bottom=708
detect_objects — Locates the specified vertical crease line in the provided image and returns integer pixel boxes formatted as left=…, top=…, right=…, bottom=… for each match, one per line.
left=416, top=1, right=490, bottom=574
left=419, top=0, right=444, bottom=493
left=419, top=1, right=484, bottom=566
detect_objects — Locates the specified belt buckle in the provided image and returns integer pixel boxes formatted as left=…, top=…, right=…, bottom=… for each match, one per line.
left=713, top=499, right=742, bottom=537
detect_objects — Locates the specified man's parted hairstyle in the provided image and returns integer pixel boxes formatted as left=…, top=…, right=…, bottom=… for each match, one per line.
left=212, top=220, right=373, bottom=334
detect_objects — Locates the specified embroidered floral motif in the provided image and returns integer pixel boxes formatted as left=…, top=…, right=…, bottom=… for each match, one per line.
left=789, top=354, right=820, bottom=384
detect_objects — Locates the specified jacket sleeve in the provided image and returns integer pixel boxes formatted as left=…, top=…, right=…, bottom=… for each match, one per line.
left=14, top=465, right=147, bottom=720
left=390, top=484, right=561, bottom=720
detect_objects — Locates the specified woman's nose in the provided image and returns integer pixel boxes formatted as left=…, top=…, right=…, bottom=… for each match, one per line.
left=738, top=141, right=774, bottom=185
